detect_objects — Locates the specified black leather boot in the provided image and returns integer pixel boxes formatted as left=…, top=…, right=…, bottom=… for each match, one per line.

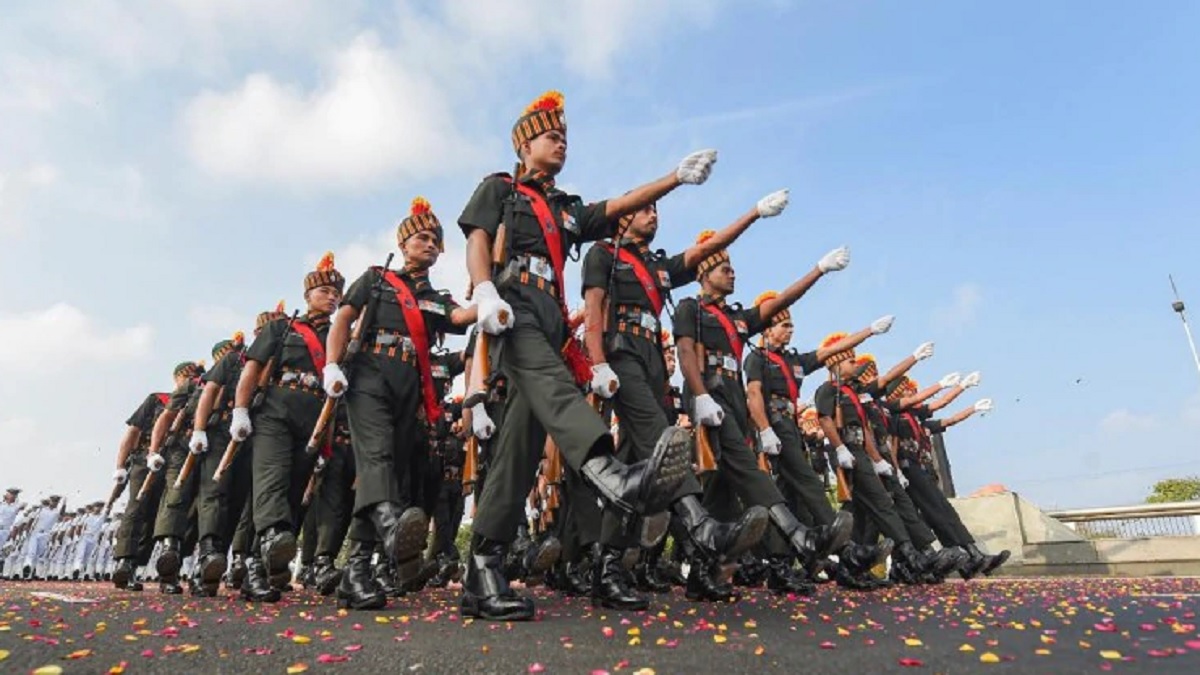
left=296, top=562, right=313, bottom=589
left=259, top=527, right=296, bottom=580
left=685, top=557, right=735, bottom=602
left=732, top=552, right=768, bottom=588
left=768, top=504, right=852, bottom=569
left=428, top=555, right=461, bottom=588
left=337, top=542, right=388, bottom=610
left=581, top=427, right=692, bottom=515
left=240, top=555, right=281, bottom=603
left=113, top=558, right=135, bottom=590
left=460, top=537, right=535, bottom=621
left=923, top=546, right=968, bottom=582
left=673, top=495, right=768, bottom=563
left=634, top=548, right=671, bottom=593
left=368, top=503, right=428, bottom=589
left=552, top=558, right=592, bottom=597
left=194, top=538, right=226, bottom=597
left=890, top=542, right=927, bottom=585
left=523, top=535, right=562, bottom=582
left=373, top=557, right=403, bottom=598
left=313, top=554, right=342, bottom=596
left=963, top=543, right=1010, bottom=578
left=591, top=545, right=649, bottom=611
left=766, top=557, right=814, bottom=596
left=227, top=553, right=247, bottom=590
left=155, top=537, right=182, bottom=581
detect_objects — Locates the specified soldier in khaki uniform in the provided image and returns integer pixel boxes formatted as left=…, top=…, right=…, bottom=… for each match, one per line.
left=111, top=388, right=171, bottom=591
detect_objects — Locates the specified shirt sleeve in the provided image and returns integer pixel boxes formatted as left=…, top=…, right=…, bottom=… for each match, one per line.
left=912, top=404, right=933, bottom=420
left=797, top=350, right=822, bottom=376
left=923, top=419, right=947, bottom=434
left=245, top=318, right=283, bottom=365
left=663, top=251, right=696, bottom=287
left=580, top=243, right=613, bottom=293
left=573, top=199, right=617, bottom=243
left=434, top=291, right=468, bottom=335
left=202, top=351, right=236, bottom=386
left=814, top=382, right=836, bottom=419
left=457, top=176, right=510, bottom=240
left=167, top=383, right=190, bottom=411
left=447, top=351, right=466, bottom=379
left=741, top=305, right=770, bottom=338
left=672, top=298, right=698, bottom=342
left=125, top=395, right=158, bottom=430
left=342, top=268, right=376, bottom=312
left=744, top=351, right=765, bottom=383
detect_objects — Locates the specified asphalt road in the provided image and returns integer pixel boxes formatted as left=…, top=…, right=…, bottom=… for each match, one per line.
left=1, top=577, right=1198, bottom=674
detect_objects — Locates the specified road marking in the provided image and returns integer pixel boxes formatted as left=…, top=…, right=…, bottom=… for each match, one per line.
left=29, top=591, right=98, bottom=603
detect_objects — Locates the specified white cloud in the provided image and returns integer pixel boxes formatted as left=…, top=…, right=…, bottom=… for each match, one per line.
left=187, top=305, right=247, bottom=338
left=183, top=32, right=479, bottom=190
left=317, top=229, right=474, bottom=303
left=932, top=282, right=982, bottom=332
left=0, top=304, right=154, bottom=373
left=1099, top=409, right=1156, bottom=434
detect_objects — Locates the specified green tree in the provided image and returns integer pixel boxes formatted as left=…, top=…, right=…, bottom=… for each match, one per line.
left=1146, top=477, right=1200, bottom=504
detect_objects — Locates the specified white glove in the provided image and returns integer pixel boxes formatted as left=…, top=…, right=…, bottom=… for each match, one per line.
left=817, top=246, right=850, bottom=273
left=323, top=363, right=348, bottom=398
left=835, top=444, right=855, bottom=469
left=188, top=430, right=208, bottom=455
left=961, top=371, right=982, bottom=389
left=693, top=394, right=725, bottom=427
left=873, top=459, right=894, bottom=477
left=870, top=315, right=895, bottom=335
left=938, top=372, right=962, bottom=389
left=759, top=427, right=781, bottom=456
left=473, top=281, right=515, bottom=335
left=112, top=468, right=128, bottom=485
left=899, top=472, right=910, bottom=488
left=755, top=189, right=789, bottom=218
left=974, top=398, right=994, bottom=416
left=590, top=363, right=620, bottom=399
left=471, top=402, right=495, bottom=440
left=230, top=407, right=253, bottom=441
left=912, top=342, right=935, bottom=361
left=675, top=149, right=718, bottom=185
left=146, top=453, right=165, bottom=473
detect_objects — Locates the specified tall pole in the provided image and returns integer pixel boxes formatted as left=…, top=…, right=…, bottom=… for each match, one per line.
left=1169, top=275, right=1200, bottom=381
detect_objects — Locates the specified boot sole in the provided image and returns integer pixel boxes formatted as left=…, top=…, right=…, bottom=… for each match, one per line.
left=526, top=538, right=563, bottom=577
left=639, top=427, right=693, bottom=514
left=336, top=593, right=387, bottom=611
left=201, top=555, right=227, bottom=588
left=264, top=533, right=297, bottom=576
left=112, top=567, right=131, bottom=589
left=638, top=512, right=671, bottom=548
left=156, top=550, right=181, bottom=578
left=821, top=511, right=854, bottom=557
left=720, top=506, right=770, bottom=563
left=389, top=509, right=429, bottom=588
left=316, top=570, right=344, bottom=596
left=590, top=597, right=650, bottom=612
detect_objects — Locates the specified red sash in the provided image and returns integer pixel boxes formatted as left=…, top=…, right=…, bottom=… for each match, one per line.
left=506, top=179, right=591, bottom=385
left=155, top=393, right=170, bottom=406
left=700, top=302, right=744, bottom=363
left=382, top=270, right=442, bottom=423
left=839, top=384, right=872, bottom=436
left=599, top=243, right=664, bottom=316
left=291, top=321, right=327, bottom=375
left=764, top=349, right=798, bottom=404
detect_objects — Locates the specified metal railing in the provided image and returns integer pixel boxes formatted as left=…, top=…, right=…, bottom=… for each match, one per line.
left=1047, top=501, right=1200, bottom=539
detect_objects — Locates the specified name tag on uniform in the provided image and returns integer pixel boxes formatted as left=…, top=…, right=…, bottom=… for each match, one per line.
left=793, top=366, right=805, bottom=379
left=431, top=365, right=450, bottom=378
left=561, top=210, right=579, bottom=235
left=734, top=320, right=748, bottom=335
left=657, top=270, right=672, bottom=288
left=671, top=396, right=682, bottom=408
left=859, top=394, right=871, bottom=403
left=722, top=355, right=739, bottom=372
left=419, top=300, right=446, bottom=315
left=530, top=257, right=555, bottom=280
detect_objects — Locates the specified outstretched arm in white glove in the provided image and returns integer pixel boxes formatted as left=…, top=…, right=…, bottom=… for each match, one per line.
left=814, top=314, right=894, bottom=366
left=602, top=149, right=718, bottom=224
left=754, top=247, right=852, bottom=326
left=682, top=187, right=788, bottom=270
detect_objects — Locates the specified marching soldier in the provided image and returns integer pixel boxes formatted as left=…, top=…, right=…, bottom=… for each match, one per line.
left=428, top=394, right=467, bottom=588
left=743, top=292, right=895, bottom=593
left=579, top=193, right=794, bottom=608
left=145, top=360, right=205, bottom=594
left=0, top=488, right=21, bottom=567
left=323, top=198, right=474, bottom=610
left=674, top=235, right=854, bottom=599
left=458, top=89, right=716, bottom=621
left=231, top=253, right=344, bottom=602
left=111, top=386, right=172, bottom=590
left=188, top=333, right=248, bottom=596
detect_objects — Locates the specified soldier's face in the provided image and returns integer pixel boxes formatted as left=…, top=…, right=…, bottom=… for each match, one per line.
left=306, top=285, right=342, bottom=315
left=707, top=261, right=735, bottom=295
left=627, top=203, right=658, bottom=240
left=524, top=130, right=567, bottom=174
left=664, top=348, right=676, bottom=377
left=767, top=320, right=793, bottom=346
left=402, top=231, right=441, bottom=270
left=3, top=493, right=13, bottom=503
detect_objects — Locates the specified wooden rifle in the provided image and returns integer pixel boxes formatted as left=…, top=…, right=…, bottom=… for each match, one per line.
left=137, top=399, right=189, bottom=500
left=301, top=419, right=337, bottom=507
left=173, top=382, right=228, bottom=489
left=692, top=341, right=718, bottom=478
left=832, top=372, right=853, bottom=503
left=213, top=310, right=301, bottom=482
left=103, top=478, right=126, bottom=515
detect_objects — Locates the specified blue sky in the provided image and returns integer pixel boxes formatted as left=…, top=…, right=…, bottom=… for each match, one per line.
left=2, top=1, right=1199, bottom=510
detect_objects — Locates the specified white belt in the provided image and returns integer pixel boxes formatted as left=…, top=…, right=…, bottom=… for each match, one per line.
left=706, top=354, right=740, bottom=372
left=522, top=255, right=555, bottom=282
left=279, top=371, right=320, bottom=388
left=844, top=426, right=865, bottom=445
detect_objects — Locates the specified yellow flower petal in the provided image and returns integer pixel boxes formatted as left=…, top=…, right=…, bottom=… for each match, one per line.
left=979, top=652, right=1000, bottom=663
left=33, top=667, right=64, bottom=675
left=959, top=644, right=975, bottom=652
left=286, top=663, right=309, bottom=674
left=292, top=636, right=311, bottom=644
left=713, top=635, right=727, bottom=644
left=1100, top=650, right=1122, bottom=660
left=0, top=650, right=8, bottom=661
left=1035, top=649, right=1051, bottom=656
left=904, top=638, right=923, bottom=647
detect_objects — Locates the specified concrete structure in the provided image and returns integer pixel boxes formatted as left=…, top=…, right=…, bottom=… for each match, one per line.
left=950, top=491, right=1200, bottom=577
